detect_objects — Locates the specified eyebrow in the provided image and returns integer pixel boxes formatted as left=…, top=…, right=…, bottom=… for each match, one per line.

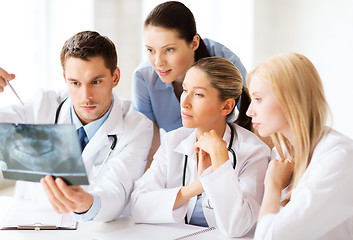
left=249, top=91, right=263, bottom=97
left=67, top=74, right=105, bottom=82
left=192, top=86, right=208, bottom=90
left=182, top=84, right=208, bottom=91
left=145, top=43, right=177, bottom=49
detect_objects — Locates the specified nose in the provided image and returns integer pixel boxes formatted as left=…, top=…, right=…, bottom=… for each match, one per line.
left=154, top=52, right=165, bottom=67
left=82, top=85, right=93, bottom=101
left=180, top=91, right=191, bottom=109
left=246, top=102, right=254, bottom=117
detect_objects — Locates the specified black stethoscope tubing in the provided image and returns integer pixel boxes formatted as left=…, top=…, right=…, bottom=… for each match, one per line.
left=182, top=122, right=236, bottom=224
left=54, top=98, right=117, bottom=151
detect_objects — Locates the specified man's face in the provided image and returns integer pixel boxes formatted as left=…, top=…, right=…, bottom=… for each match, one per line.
left=63, top=56, right=119, bottom=125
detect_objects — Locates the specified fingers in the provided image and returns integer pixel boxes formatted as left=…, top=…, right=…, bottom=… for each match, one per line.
left=0, top=67, right=16, bottom=93
left=286, top=159, right=294, bottom=164
left=195, top=130, right=224, bottom=153
left=41, top=176, right=76, bottom=214
left=0, top=67, right=16, bottom=81
left=265, top=158, right=295, bottom=190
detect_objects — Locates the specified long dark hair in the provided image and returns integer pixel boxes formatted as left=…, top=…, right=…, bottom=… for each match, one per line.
left=145, top=1, right=210, bottom=61
left=192, top=57, right=252, bottom=131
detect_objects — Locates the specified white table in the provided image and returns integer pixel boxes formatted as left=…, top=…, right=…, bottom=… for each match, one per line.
left=0, top=196, right=253, bottom=240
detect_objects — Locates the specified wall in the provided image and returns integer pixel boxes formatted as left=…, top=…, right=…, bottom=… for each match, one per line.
left=253, top=0, right=353, bottom=138
left=93, top=0, right=143, bottom=99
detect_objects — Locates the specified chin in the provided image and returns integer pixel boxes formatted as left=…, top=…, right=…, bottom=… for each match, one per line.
left=256, top=128, right=270, bottom=138
left=181, top=121, right=196, bottom=129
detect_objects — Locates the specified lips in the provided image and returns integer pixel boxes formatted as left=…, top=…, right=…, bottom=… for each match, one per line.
left=181, top=111, right=193, bottom=119
left=157, top=69, right=171, bottom=77
left=81, top=105, right=96, bottom=111
left=252, top=122, right=260, bottom=129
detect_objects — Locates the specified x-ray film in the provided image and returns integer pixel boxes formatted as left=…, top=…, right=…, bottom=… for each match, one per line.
left=0, top=123, right=89, bottom=185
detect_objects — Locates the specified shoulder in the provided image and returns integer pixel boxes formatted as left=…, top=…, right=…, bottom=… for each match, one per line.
left=203, top=38, right=233, bottom=57
left=30, top=89, right=67, bottom=103
left=133, top=59, right=158, bottom=82
left=164, top=126, right=194, bottom=143
left=25, top=89, right=68, bottom=114
left=117, top=96, right=151, bottom=123
left=314, top=128, right=353, bottom=160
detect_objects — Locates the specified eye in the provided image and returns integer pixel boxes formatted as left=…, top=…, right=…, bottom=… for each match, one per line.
left=182, top=88, right=187, bottom=93
left=92, top=80, right=102, bottom=85
left=71, top=81, right=80, bottom=86
left=254, top=98, right=261, bottom=102
left=166, top=48, right=174, bottom=53
left=195, top=93, right=204, bottom=97
left=146, top=48, right=154, bottom=54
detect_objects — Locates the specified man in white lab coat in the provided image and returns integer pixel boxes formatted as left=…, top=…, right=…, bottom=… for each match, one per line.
left=0, top=31, right=153, bottom=222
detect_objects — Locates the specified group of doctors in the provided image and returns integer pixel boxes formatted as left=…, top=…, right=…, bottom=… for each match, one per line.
left=0, top=1, right=352, bottom=239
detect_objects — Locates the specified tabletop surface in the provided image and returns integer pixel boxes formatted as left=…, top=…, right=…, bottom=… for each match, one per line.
left=0, top=195, right=253, bottom=240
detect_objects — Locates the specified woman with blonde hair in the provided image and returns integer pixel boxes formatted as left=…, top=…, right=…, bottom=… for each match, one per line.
left=131, top=57, right=270, bottom=237
left=246, top=52, right=353, bottom=239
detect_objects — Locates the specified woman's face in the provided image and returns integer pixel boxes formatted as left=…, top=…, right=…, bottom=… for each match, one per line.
left=246, top=75, right=290, bottom=138
left=180, top=67, right=227, bottom=131
left=144, top=25, right=198, bottom=84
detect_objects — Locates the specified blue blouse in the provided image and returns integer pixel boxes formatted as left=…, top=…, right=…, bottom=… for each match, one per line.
left=132, top=38, right=247, bottom=132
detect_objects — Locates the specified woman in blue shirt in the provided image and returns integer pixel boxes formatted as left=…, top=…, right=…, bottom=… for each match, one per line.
left=132, top=1, right=247, bottom=168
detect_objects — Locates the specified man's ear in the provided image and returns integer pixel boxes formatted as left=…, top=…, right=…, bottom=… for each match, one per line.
left=63, top=72, right=67, bottom=83
left=112, top=67, right=120, bottom=87
left=221, top=98, right=236, bottom=116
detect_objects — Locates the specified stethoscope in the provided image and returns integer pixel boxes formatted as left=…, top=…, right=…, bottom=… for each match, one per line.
left=55, top=98, right=118, bottom=179
left=182, top=122, right=236, bottom=224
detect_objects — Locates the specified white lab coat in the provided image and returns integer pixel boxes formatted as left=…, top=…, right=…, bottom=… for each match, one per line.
left=255, top=128, right=353, bottom=240
left=131, top=123, right=270, bottom=237
left=0, top=89, right=153, bottom=222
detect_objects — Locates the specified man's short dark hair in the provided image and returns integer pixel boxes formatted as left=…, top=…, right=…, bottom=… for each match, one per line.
left=60, top=31, right=117, bottom=75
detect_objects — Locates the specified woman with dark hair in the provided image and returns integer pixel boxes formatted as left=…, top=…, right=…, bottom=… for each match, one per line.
left=132, top=1, right=247, bottom=169
left=131, top=57, right=269, bottom=238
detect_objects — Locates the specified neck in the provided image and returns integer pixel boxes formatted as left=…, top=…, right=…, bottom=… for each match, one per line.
left=281, top=129, right=295, bottom=147
left=196, top=121, right=227, bottom=140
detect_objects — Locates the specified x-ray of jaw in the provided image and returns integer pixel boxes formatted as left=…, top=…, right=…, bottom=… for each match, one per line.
left=0, top=123, right=88, bottom=185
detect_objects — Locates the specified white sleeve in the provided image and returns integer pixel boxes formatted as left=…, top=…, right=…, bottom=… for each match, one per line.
left=91, top=115, right=153, bottom=222
left=255, top=145, right=353, bottom=240
left=130, top=143, right=187, bottom=223
left=200, top=145, right=269, bottom=238
left=0, top=89, right=65, bottom=124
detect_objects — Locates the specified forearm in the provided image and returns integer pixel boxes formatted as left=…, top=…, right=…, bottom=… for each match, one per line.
left=173, top=180, right=203, bottom=210
left=210, top=147, right=229, bottom=171
left=258, top=185, right=282, bottom=221
left=145, top=121, right=160, bottom=172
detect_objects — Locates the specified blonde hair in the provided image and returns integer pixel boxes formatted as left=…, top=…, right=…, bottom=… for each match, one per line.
left=247, top=52, right=330, bottom=204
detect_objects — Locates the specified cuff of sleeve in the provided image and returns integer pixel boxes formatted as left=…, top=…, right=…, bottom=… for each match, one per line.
left=254, top=213, right=276, bottom=240
left=200, top=160, right=232, bottom=178
left=72, top=194, right=101, bottom=222
left=171, top=187, right=188, bottom=222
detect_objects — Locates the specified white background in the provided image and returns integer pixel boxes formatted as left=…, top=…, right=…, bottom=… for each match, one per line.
left=0, top=0, right=352, bottom=138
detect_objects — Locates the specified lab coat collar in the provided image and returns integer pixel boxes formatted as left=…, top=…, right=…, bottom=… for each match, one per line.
left=81, top=94, right=125, bottom=158
left=56, top=97, right=72, bottom=124
left=174, top=128, right=197, bottom=157
left=224, top=123, right=235, bottom=149
left=174, top=124, right=235, bottom=157
left=57, top=93, right=124, bottom=135
left=57, top=94, right=125, bottom=159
